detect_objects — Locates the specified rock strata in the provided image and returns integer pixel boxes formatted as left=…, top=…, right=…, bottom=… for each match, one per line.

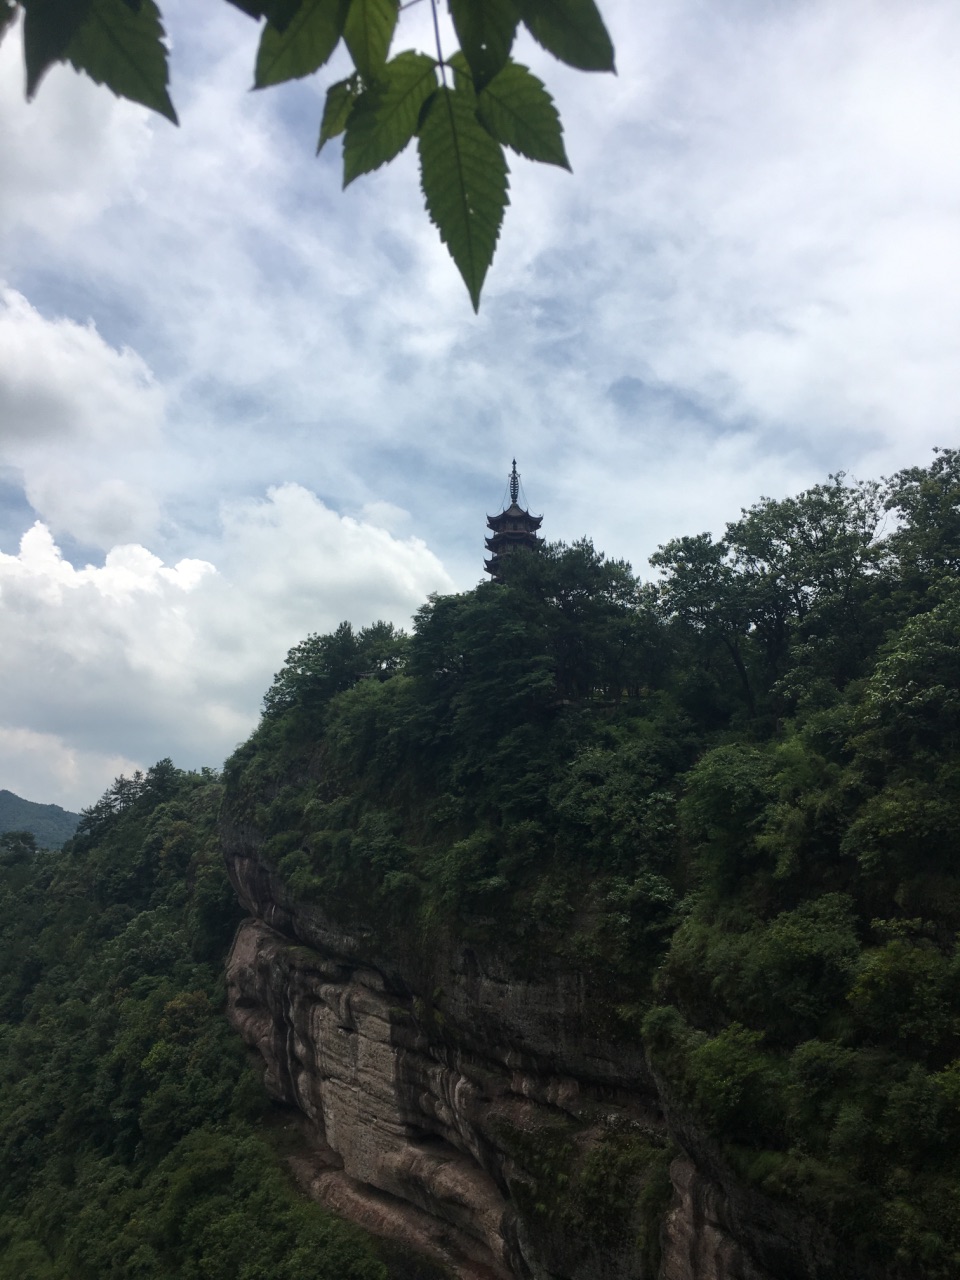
left=223, top=835, right=807, bottom=1280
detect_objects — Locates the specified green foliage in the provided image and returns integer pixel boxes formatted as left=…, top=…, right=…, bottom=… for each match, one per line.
left=20, top=0, right=177, bottom=118
left=343, top=51, right=437, bottom=183
left=885, top=446, right=960, bottom=587
left=262, top=619, right=409, bottom=721
left=229, top=536, right=689, bottom=987
left=255, top=0, right=348, bottom=87
left=7, top=0, right=615, bottom=306
left=678, top=744, right=776, bottom=888
left=686, top=1023, right=786, bottom=1143
left=855, top=590, right=960, bottom=758
left=0, top=765, right=413, bottom=1280
left=617, top=450, right=960, bottom=1270
left=476, top=61, right=569, bottom=168
left=418, top=83, right=510, bottom=310
left=847, top=939, right=960, bottom=1055
left=448, top=0, right=518, bottom=87
left=67, top=0, right=177, bottom=120
left=317, top=73, right=359, bottom=149
left=211, top=446, right=960, bottom=1275
left=519, top=0, right=614, bottom=72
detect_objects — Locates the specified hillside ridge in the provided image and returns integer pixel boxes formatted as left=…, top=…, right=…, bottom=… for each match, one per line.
left=0, top=788, right=80, bottom=848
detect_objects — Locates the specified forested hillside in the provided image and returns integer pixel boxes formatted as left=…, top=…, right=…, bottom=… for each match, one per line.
left=0, top=767, right=440, bottom=1279
left=2, top=448, right=958, bottom=1278
left=0, top=790, right=79, bottom=848
left=224, top=448, right=960, bottom=1278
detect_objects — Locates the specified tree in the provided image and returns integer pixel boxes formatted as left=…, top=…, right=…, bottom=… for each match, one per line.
left=726, top=475, right=887, bottom=693
left=4, top=0, right=615, bottom=309
left=885, top=447, right=960, bottom=592
left=261, top=619, right=409, bottom=718
left=501, top=538, right=646, bottom=699
left=650, top=532, right=757, bottom=715
left=651, top=476, right=887, bottom=717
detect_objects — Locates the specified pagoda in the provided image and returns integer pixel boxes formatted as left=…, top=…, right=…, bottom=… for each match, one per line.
left=484, top=460, right=542, bottom=579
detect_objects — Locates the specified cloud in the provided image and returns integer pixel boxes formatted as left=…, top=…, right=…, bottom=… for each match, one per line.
left=0, top=287, right=165, bottom=546
left=0, top=727, right=142, bottom=815
left=0, top=490, right=452, bottom=809
left=0, top=287, right=163, bottom=448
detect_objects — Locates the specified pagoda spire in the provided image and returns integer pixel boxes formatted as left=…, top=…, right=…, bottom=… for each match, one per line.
left=484, top=461, right=542, bottom=579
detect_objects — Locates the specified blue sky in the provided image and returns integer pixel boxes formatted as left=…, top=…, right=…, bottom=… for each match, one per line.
left=1, top=0, right=959, bottom=808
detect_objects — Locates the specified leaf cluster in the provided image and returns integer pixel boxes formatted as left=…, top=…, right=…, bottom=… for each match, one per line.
left=5, top=0, right=615, bottom=307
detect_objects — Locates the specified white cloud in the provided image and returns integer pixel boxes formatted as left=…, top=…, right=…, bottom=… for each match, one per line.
left=0, top=727, right=142, bottom=815
left=0, top=287, right=165, bottom=546
left=0, top=491, right=452, bottom=809
left=360, top=501, right=412, bottom=534
left=0, top=287, right=163, bottom=448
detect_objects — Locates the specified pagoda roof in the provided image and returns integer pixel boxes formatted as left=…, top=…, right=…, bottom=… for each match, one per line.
left=486, top=502, right=543, bottom=531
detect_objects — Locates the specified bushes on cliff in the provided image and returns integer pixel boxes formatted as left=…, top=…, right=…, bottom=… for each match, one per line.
left=643, top=515, right=960, bottom=1274
left=226, top=537, right=692, bottom=982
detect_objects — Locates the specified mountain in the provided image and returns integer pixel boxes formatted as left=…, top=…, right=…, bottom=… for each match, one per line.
left=2, top=449, right=958, bottom=1280
left=219, top=453, right=960, bottom=1279
left=0, top=788, right=79, bottom=848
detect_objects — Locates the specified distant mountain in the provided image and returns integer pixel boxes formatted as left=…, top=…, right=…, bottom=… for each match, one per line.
left=0, top=790, right=80, bottom=848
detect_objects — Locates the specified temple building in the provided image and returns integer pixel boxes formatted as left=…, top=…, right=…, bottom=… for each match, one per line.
left=484, top=460, right=542, bottom=579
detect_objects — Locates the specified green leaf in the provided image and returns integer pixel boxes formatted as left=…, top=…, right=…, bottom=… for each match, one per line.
left=519, top=0, right=615, bottom=72
left=22, top=0, right=93, bottom=97
left=342, top=0, right=397, bottom=78
left=418, top=85, right=509, bottom=311
left=66, top=0, right=177, bottom=122
left=317, top=74, right=359, bottom=153
left=477, top=59, right=568, bottom=169
left=448, top=0, right=519, bottom=88
left=342, top=51, right=436, bottom=185
left=262, top=0, right=307, bottom=31
left=447, top=49, right=475, bottom=100
left=255, top=0, right=347, bottom=88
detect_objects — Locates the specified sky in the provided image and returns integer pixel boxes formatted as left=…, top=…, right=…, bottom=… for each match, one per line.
left=1, top=0, right=959, bottom=811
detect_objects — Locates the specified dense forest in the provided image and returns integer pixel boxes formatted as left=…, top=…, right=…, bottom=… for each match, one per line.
left=2, top=447, right=959, bottom=1277
left=0, top=768, right=441, bottom=1279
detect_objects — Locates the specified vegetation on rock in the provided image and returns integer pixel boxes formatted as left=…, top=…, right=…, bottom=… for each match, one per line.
left=224, top=448, right=960, bottom=1276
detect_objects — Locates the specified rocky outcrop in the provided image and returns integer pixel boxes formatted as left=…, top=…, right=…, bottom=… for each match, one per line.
left=223, top=832, right=806, bottom=1280
left=228, top=918, right=517, bottom=1278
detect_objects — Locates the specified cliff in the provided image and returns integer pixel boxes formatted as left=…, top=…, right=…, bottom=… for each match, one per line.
left=222, top=824, right=824, bottom=1280
left=218, top=487, right=960, bottom=1280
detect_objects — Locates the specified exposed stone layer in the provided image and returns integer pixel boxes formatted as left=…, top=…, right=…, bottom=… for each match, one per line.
left=228, top=918, right=517, bottom=1278
left=223, top=834, right=811, bottom=1280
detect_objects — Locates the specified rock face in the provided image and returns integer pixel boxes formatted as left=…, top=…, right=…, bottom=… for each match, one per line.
left=223, top=832, right=805, bottom=1280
